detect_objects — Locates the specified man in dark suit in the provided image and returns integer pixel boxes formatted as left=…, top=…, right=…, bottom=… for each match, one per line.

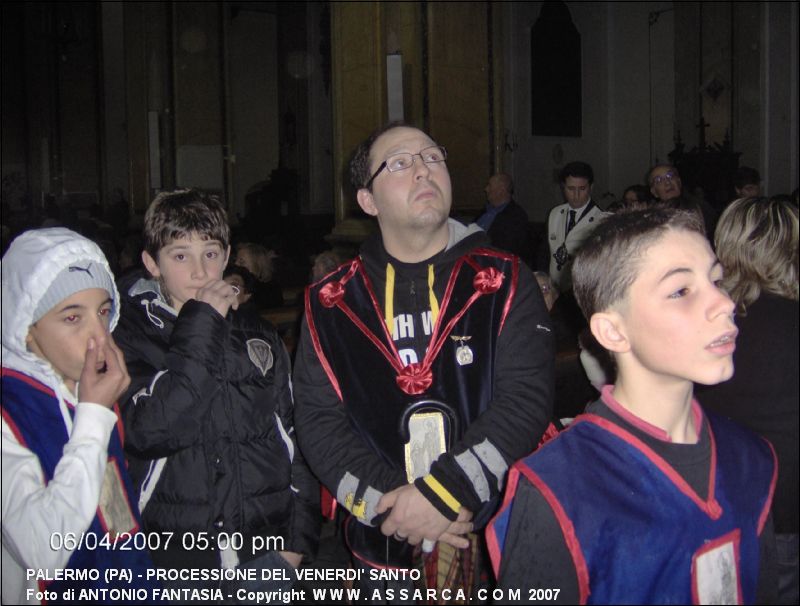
left=476, top=173, right=532, bottom=265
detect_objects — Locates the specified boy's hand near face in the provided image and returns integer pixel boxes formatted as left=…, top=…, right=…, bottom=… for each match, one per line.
left=196, top=279, right=240, bottom=317
left=79, top=336, right=131, bottom=408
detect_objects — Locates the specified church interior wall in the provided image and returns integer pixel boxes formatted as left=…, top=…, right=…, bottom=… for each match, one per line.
left=1, top=1, right=797, bottom=244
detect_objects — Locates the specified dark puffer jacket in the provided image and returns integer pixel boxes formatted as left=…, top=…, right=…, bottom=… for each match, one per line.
left=115, top=273, right=319, bottom=568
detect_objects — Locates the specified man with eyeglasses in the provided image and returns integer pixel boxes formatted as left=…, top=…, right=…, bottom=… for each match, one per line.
left=293, top=122, right=554, bottom=599
left=647, top=163, right=718, bottom=241
left=647, top=163, right=685, bottom=203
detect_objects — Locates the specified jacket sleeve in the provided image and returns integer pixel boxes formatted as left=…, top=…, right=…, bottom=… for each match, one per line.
left=271, top=338, right=321, bottom=558
left=1, top=402, right=117, bottom=573
left=293, top=318, right=407, bottom=527
left=415, top=267, right=555, bottom=525
left=118, top=299, right=229, bottom=458
left=491, top=204, right=532, bottom=265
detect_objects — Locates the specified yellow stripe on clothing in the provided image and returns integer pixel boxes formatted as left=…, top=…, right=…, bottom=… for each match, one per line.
left=427, top=264, right=439, bottom=325
left=423, top=474, right=461, bottom=514
left=385, top=263, right=395, bottom=334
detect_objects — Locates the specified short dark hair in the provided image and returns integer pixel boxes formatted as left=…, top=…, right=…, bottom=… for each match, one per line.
left=559, top=161, right=594, bottom=185
left=734, top=166, right=760, bottom=189
left=622, top=184, right=651, bottom=204
left=572, top=206, right=705, bottom=321
left=607, top=184, right=652, bottom=213
left=349, top=121, right=410, bottom=192
left=224, top=264, right=257, bottom=295
left=143, top=189, right=230, bottom=259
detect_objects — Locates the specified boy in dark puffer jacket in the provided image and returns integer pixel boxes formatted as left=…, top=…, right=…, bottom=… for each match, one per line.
left=115, top=190, right=319, bottom=597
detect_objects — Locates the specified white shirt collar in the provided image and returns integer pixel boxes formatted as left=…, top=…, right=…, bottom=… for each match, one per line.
left=568, top=200, right=591, bottom=215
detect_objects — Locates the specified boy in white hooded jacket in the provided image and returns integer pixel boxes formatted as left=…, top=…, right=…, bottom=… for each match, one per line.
left=1, top=228, right=155, bottom=604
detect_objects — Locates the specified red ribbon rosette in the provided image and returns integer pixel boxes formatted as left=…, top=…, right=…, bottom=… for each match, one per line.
left=396, top=363, right=433, bottom=395
left=473, top=267, right=504, bottom=294
left=318, top=281, right=345, bottom=308
left=537, top=422, right=561, bottom=449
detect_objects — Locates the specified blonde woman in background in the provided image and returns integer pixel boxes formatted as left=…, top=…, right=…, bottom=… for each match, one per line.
left=699, top=196, right=799, bottom=605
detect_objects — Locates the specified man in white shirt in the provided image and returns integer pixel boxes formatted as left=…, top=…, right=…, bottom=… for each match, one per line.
left=547, top=161, right=608, bottom=291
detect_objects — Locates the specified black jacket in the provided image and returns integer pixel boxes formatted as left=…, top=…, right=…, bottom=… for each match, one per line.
left=482, top=200, right=532, bottom=266
left=698, top=293, right=799, bottom=534
left=293, top=222, right=554, bottom=535
left=115, top=273, right=319, bottom=567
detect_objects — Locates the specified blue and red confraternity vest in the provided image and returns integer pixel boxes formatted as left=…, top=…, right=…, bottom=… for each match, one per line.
left=306, top=248, right=518, bottom=472
left=487, top=412, right=776, bottom=605
left=306, top=248, right=519, bottom=563
left=2, top=369, right=156, bottom=604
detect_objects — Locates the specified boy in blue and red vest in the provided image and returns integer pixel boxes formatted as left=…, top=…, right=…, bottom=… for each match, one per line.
left=488, top=207, right=777, bottom=604
left=2, top=228, right=155, bottom=604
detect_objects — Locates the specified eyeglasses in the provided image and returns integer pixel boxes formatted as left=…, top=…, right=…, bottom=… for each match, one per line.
left=365, top=145, right=448, bottom=188
left=651, top=171, right=677, bottom=186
